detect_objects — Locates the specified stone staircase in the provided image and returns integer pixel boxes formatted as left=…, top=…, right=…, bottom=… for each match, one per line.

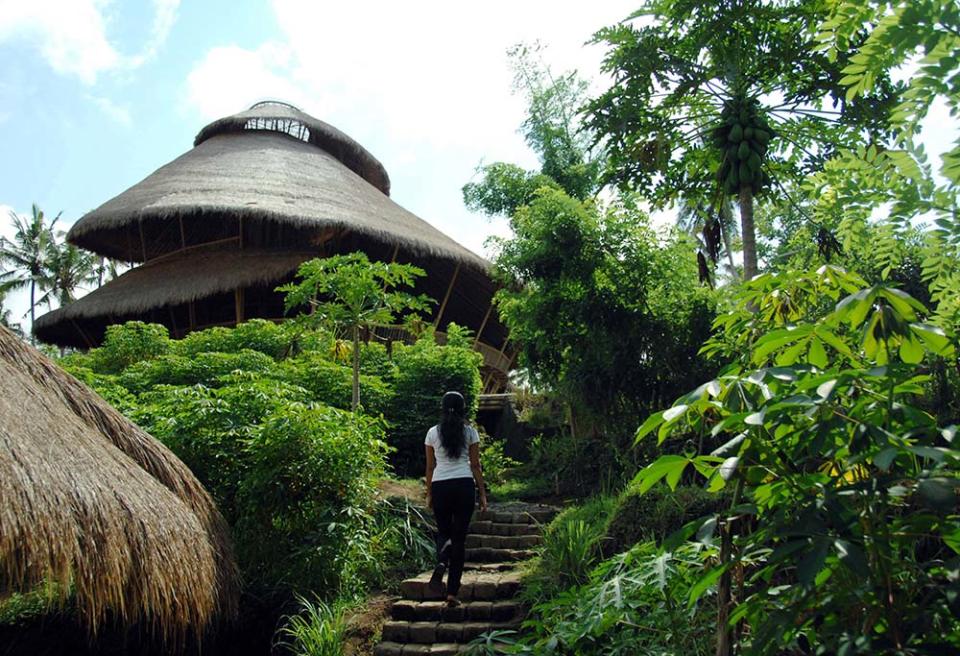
left=374, top=502, right=558, bottom=656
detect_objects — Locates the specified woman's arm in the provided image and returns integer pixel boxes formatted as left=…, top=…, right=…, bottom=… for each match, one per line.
left=425, top=444, right=436, bottom=509
left=468, top=442, right=488, bottom=512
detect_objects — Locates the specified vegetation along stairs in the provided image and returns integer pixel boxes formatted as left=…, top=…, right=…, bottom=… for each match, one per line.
left=374, top=502, right=558, bottom=655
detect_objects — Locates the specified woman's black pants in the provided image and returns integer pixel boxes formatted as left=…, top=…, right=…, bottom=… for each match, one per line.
left=431, top=477, right=475, bottom=596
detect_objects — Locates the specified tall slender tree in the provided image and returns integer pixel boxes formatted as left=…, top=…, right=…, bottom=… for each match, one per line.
left=279, top=253, right=432, bottom=411
left=0, top=205, right=58, bottom=343
left=463, top=43, right=604, bottom=215
left=585, top=0, right=899, bottom=279
left=46, top=238, right=99, bottom=306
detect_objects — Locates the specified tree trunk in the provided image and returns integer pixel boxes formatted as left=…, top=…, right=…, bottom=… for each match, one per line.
left=720, top=204, right=738, bottom=279
left=351, top=324, right=360, bottom=411
left=715, top=479, right=743, bottom=656
left=715, top=519, right=734, bottom=656
left=738, top=185, right=758, bottom=280
left=29, top=280, right=35, bottom=346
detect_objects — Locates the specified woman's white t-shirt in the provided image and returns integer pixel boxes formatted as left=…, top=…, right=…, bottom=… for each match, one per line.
left=425, top=424, right=480, bottom=482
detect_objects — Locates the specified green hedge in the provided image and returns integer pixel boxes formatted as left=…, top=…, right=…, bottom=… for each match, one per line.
left=603, top=484, right=725, bottom=556
left=385, top=326, right=482, bottom=475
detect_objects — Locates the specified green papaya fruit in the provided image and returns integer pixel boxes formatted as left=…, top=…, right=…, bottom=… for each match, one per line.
left=738, top=141, right=751, bottom=160
left=739, top=161, right=751, bottom=181
left=729, top=124, right=743, bottom=142
left=727, top=168, right=739, bottom=187
left=754, top=129, right=770, bottom=145
left=748, top=152, right=762, bottom=172
left=744, top=126, right=755, bottom=139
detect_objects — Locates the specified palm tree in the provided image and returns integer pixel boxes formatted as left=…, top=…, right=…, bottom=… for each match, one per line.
left=94, top=256, right=124, bottom=287
left=0, top=205, right=58, bottom=343
left=46, top=239, right=99, bottom=306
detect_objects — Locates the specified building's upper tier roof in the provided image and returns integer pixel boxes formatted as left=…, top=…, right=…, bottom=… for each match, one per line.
left=194, top=101, right=390, bottom=194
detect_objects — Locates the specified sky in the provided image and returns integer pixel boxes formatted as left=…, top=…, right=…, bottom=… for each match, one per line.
left=1, top=1, right=957, bottom=337
left=0, top=0, right=637, bottom=333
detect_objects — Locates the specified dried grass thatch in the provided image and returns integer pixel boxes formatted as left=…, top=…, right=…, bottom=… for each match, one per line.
left=0, top=325, right=238, bottom=640
left=194, top=100, right=391, bottom=194
left=35, top=248, right=312, bottom=332
left=67, top=102, right=488, bottom=272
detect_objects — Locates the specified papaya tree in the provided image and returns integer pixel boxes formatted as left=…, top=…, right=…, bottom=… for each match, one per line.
left=279, top=253, right=432, bottom=411
left=585, top=0, right=900, bottom=279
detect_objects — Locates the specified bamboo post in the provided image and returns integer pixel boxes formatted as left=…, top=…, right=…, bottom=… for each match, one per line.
left=70, top=320, right=95, bottom=349
left=138, top=220, right=148, bottom=262
left=179, top=215, right=187, bottom=250
left=234, top=288, right=245, bottom=325
left=188, top=301, right=196, bottom=331
left=474, top=303, right=494, bottom=347
left=168, top=307, right=179, bottom=338
left=433, top=262, right=461, bottom=328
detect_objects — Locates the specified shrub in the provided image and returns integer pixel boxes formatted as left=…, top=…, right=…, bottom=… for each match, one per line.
left=479, top=437, right=520, bottom=487
left=88, top=321, right=172, bottom=373
left=603, top=484, right=726, bottom=555
left=340, top=496, right=435, bottom=591
left=280, top=353, right=392, bottom=416
left=235, top=404, right=388, bottom=591
left=118, top=349, right=279, bottom=393
left=523, top=496, right=617, bottom=604
left=514, top=541, right=716, bottom=656
left=177, top=319, right=296, bottom=359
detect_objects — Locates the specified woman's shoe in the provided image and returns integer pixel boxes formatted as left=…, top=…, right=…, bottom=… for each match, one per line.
left=446, top=595, right=460, bottom=607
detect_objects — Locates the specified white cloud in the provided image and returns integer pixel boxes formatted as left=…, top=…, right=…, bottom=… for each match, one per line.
left=0, top=0, right=181, bottom=84
left=185, top=42, right=310, bottom=120
left=182, top=1, right=635, bottom=256
left=0, top=0, right=120, bottom=84
left=88, top=94, right=132, bottom=126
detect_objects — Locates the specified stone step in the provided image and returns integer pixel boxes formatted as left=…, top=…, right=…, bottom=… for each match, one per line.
left=374, top=641, right=471, bottom=655
left=462, top=561, right=517, bottom=572
left=465, top=534, right=542, bottom=549
left=381, top=620, right=522, bottom=644
left=391, top=599, right=525, bottom=623
left=400, top=570, right=522, bottom=602
left=468, top=521, right=542, bottom=537
left=474, top=507, right=557, bottom=525
left=464, top=547, right=535, bottom=563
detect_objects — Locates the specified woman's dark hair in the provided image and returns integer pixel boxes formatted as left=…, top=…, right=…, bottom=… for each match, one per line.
left=438, top=391, right=467, bottom=459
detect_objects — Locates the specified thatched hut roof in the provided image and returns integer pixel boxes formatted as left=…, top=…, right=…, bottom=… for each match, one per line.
left=194, top=100, right=391, bottom=194
left=0, top=326, right=238, bottom=638
left=36, top=248, right=312, bottom=332
left=66, top=102, right=489, bottom=272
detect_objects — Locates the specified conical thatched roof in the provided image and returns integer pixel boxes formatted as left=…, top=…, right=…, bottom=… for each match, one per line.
left=34, top=248, right=314, bottom=346
left=66, top=101, right=489, bottom=271
left=0, top=326, right=238, bottom=639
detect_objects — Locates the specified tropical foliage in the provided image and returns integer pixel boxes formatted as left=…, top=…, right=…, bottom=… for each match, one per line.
left=60, top=314, right=480, bottom=593
left=279, top=253, right=432, bottom=410
left=585, top=0, right=899, bottom=279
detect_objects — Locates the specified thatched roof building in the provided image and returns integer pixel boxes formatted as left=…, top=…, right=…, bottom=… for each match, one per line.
left=0, top=326, right=238, bottom=639
left=35, top=101, right=513, bottom=390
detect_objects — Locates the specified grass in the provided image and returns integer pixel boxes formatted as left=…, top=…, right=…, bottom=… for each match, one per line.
left=274, top=595, right=347, bottom=656
left=487, top=464, right=556, bottom=502
left=0, top=584, right=64, bottom=625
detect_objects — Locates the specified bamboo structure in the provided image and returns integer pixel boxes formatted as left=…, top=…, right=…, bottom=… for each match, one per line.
left=34, top=101, right=511, bottom=390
